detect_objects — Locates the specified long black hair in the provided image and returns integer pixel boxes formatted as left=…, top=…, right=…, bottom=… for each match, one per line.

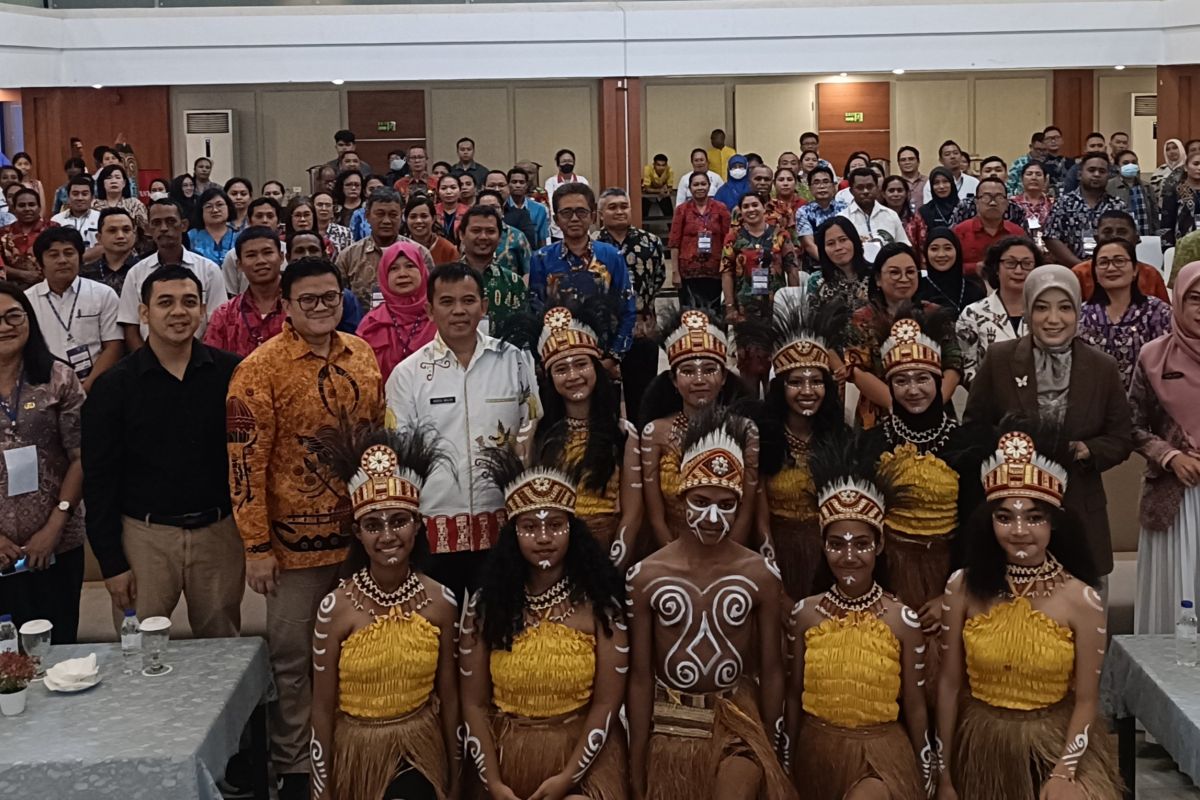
left=0, top=281, right=56, bottom=386
left=475, top=446, right=625, bottom=651
left=962, top=415, right=1098, bottom=599
left=814, top=216, right=870, bottom=284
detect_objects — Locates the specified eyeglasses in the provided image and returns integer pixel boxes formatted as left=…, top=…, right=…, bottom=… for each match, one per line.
left=556, top=207, right=591, bottom=220
left=0, top=309, right=28, bottom=328
left=1096, top=257, right=1132, bottom=269
left=978, top=193, right=1007, bottom=205
left=293, top=291, right=343, bottom=312
left=1000, top=258, right=1036, bottom=271
left=202, top=203, right=225, bottom=212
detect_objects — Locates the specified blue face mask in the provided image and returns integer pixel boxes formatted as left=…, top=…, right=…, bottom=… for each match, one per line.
left=1120, top=163, right=1140, bottom=179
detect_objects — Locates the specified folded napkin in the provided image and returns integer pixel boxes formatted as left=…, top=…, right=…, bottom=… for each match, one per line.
left=45, top=654, right=100, bottom=689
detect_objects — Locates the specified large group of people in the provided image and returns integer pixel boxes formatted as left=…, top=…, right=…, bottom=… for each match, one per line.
left=0, top=122, right=1196, bottom=800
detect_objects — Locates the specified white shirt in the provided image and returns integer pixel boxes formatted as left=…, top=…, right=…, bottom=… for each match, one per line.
left=838, top=202, right=910, bottom=260
left=223, top=241, right=289, bottom=298
left=385, top=331, right=541, bottom=552
left=675, top=170, right=725, bottom=207
left=117, top=249, right=225, bottom=339
left=544, top=174, right=590, bottom=240
left=50, top=209, right=101, bottom=247
left=922, top=172, right=980, bottom=204
left=25, top=276, right=120, bottom=378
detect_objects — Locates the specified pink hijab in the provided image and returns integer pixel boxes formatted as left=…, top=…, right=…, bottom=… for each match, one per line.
left=356, top=241, right=436, bottom=378
left=1141, top=261, right=1200, bottom=440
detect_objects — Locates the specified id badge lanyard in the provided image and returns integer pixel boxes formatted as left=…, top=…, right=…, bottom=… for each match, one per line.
left=45, top=279, right=81, bottom=346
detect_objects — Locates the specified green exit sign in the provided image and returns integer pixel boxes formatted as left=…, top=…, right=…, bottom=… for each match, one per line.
left=844, top=112, right=864, bottom=123
left=376, top=121, right=397, bottom=132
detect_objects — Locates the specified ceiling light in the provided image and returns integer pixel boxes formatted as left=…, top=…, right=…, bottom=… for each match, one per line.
left=892, top=69, right=905, bottom=75
left=331, top=79, right=345, bottom=85
left=839, top=72, right=848, bottom=78
left=1114, top=64, right=1126, bottom=71
left=92, top=84, right=103, bottom=89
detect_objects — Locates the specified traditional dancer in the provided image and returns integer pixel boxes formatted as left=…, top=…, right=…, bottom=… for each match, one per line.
left=310, top=424, right=460, bottom=800
left=640, top=309, right=753, bottom=547
left=738, top=300, right=850, bottom=599
left=458, top=447, right=628, bottom=800
left=787, top=433, right=929, bottom=800
left=935, top=426, right=1121, bottom=800
left=526, top=303, right=643, bottom=569
left=628, top=411, right=796, bottom=800
left=862, top=316, right=986, bottom=702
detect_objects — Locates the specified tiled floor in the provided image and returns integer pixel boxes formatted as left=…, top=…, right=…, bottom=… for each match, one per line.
left=1139, top=736, right=1200, bottom=798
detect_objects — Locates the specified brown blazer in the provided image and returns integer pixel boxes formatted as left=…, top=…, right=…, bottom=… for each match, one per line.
left=962, top=336, right=1133, bottom=575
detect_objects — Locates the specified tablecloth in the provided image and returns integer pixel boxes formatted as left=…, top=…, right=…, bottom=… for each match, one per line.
left=1102, top=634, right=1200, bottom=783
left=0, top=637, right=270, bottom=799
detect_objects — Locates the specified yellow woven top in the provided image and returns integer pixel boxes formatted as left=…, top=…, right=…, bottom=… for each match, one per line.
left=767, top=458, right=818, bottom=523
left=964, top=597, right=1075, bottom=710
left=660, top=447, right=681, bottom=502
left=802, top=612, right=901, bottom=727
left=878, top=443, right=958, bottom=537
left=338, top=609, right=440, bottom=719
left=564, top=428, right=619, bottom=518
left=491, top=621, right=596, bottom=718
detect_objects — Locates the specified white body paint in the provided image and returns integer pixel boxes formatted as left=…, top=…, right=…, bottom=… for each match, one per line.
left=647, top=574, right=757, bottom=690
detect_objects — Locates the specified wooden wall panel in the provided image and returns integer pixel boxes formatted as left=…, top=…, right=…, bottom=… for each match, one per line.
left=346, top=89, right=426, bottom=175
left=21, top=87, right=170, bottom=187
left=599, top=78, right=641, bottom=224
left=1157, top=66, right=1200, bottom=147
left=1051, top=69, right=1095, bottom=154
left=816, top=81, right=890, bottom=174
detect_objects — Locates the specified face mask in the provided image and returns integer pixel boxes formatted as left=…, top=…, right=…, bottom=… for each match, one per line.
left=1120, top=163, right=1140, bottom=179
left=559, top=163, right=574, bottom=174
left=729, top=167, right=748, bottom=180
left=149, top=191, right=168, bottom=201
left=390, top=158, right=405, bottom=171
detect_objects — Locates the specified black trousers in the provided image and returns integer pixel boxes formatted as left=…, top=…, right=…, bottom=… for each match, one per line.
left=622, top=336, right=661, bottom=430
left=642, top=196, right=674, bottom=219
left=423, top=550, right=492, bottom=604
left=0, top=544, right=85, bottom=644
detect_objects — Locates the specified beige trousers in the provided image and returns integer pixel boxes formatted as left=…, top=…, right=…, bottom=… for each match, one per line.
left=113, top=515, right=245, bottom=638
left=265, top=562, right=341, bottom=774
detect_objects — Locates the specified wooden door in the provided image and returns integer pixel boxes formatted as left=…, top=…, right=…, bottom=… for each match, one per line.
left=816, top=81, right=891, bottom=176
left=345, top=90, right=426, bottom=176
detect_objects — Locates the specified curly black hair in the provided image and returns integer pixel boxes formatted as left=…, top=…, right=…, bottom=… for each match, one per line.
left=476, top=516, right=626, bottom=651
left=740, top=371, right=845, bottom=477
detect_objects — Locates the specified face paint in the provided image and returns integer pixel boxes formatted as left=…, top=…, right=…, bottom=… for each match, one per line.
left=685, top=498, right=735, bottom=544
left=538, top=559, right=552, bottom=570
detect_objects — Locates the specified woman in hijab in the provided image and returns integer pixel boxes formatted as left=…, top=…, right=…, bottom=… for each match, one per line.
left=918, top=166, right=959, bottom=231
left=917, top=227, right=985, bottom=316
left=356, top=241, right=437, bottom=379
left=964, top=263, right=1133, bottom=582
left=714, top=154, right=751, bottom=209
left=1152, top=137, right=1186, bottom=204
left=1130, top=261, right=1200, bottom=633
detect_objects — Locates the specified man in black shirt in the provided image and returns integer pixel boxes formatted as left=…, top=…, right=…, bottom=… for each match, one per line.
left=82, top=264, right=244, bottom=636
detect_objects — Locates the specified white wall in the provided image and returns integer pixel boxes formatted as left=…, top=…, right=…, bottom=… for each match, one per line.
left=0, top=0, right=1190, bottom=89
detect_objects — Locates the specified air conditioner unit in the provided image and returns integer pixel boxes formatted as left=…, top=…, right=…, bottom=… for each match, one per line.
left=184, top=109, right=235, bottom=184
left=1129, top=94, right=1157, bottom=171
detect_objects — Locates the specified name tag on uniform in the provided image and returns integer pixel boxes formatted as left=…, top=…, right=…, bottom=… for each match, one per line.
left=697, top=232, right=712, bottom=254
left=430, top=396, right=457, bottom=405
left=4, top=445, right=38, bottom=496
left=751, top=267, right=769, bottom=296
left=66, top=344, right=93, bottom=378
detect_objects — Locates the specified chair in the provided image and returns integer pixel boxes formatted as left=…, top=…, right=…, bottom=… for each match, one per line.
left=1136, top=235, right=1163, bottom=270
left=1163, top=247, right=1176, bottom=285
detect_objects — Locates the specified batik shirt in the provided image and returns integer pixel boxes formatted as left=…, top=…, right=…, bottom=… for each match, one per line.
left=1044, top=189, right=1126, bottom=258
left=1078, top=298, right=1173, bottom=390
left=529, top=240, right=635, bottom=356
left=595, top=226, right=665, bottom=317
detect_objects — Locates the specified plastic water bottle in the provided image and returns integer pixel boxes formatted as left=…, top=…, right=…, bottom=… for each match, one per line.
left=1176, top=600, right=1198, bottom=667
left=0, top=614, right=17, bottom=654
left=120, top=610, right=142, bottom=675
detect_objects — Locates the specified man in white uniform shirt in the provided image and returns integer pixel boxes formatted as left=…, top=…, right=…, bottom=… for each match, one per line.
left=50, top=176, right=101, bottom=254
left=117, top=198, right=224, bottom=351
left=838, top=168, right=910, bottom=261
left=544, top=148, right=589, bottom=242
left=25, top=227, right=121, bottom=392
left=675, top=148, right=724, bottom=207
left=385, top=261, right=540, bottom=599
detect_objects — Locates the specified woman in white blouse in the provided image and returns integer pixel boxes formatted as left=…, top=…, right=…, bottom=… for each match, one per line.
left=955, top=235, right=1044, bottom=385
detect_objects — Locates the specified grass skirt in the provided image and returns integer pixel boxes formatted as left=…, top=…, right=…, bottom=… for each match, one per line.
left=951, top=696, right=1122, bottom=800
left=770, top=514, right=823, bottom=601
left=333, top=701, right=448, bottom=800
left=492, top=709, right=628, bottom=800
left=647, top=682, right=797, bottom=800
left=884, top=529, right=952, bottom=708
left=793, top=716, right=923, bottom=800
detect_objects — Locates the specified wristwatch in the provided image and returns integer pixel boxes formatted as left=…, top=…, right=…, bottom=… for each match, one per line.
left=56, top=500, right=72, bottom=514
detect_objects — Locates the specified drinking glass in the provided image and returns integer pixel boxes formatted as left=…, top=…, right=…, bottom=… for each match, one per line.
left=139, top=616, right=172, bottom=676
left=18, top=619, right=52, bottom=680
